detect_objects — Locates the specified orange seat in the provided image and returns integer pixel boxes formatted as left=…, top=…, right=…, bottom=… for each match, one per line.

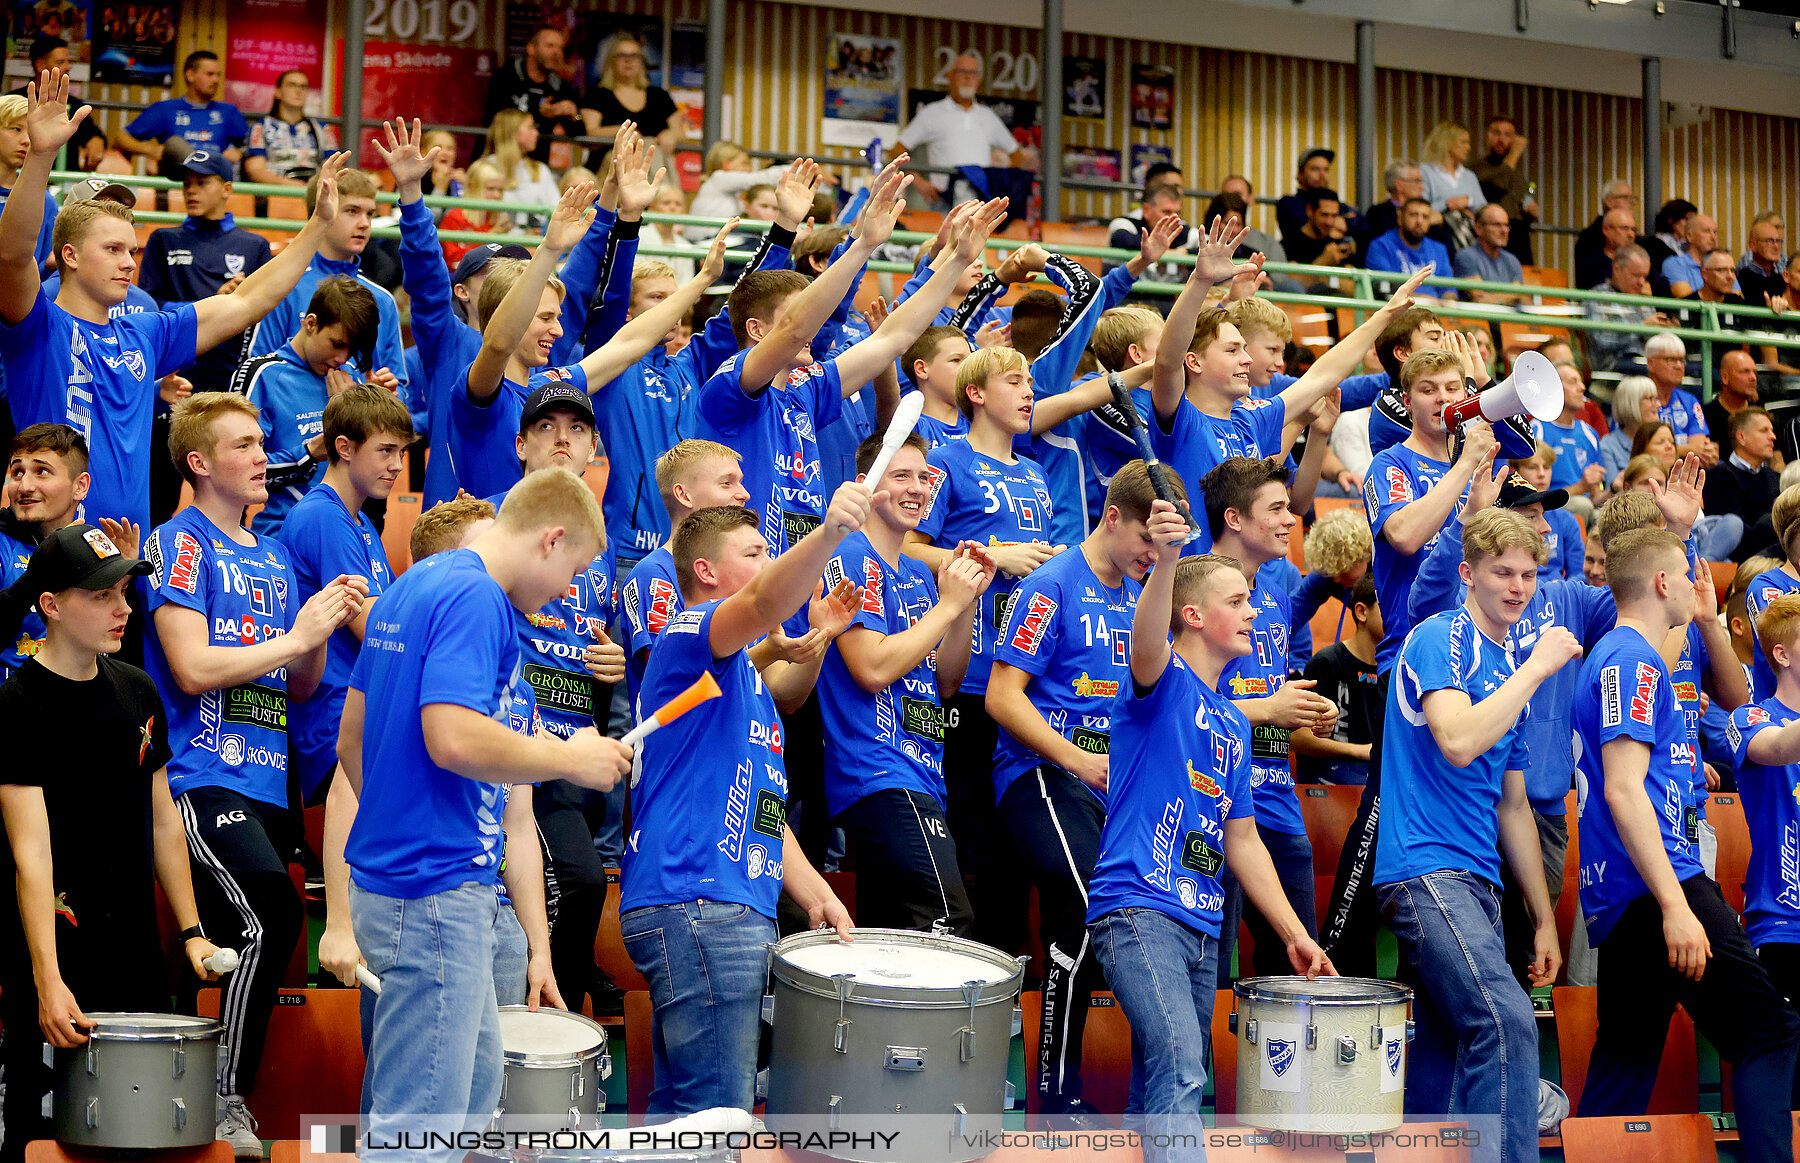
left=197, top=987, right=365, bottom=1142
left=1297, top=784, right=1363, bottom=878
left=1521, top=265, right=1571, bottom=290
left=27, top=1144, right=235, bottom=1163
left=269, top=1144, right=356, bottom=1163
left=581, top=456, right=608, bottom=511
left=1553, top=985, right=1698, bottom=1115
left=1040, top=222, right=1112, bottom=275
left=1707, top=560, right=1735, bottom=597
left=1018, top=990, right=1133, bottom=1118
left=898, top=210, right=944, bottom=237
left=226, top=192, right=256, bottom=219
left=1210, top=988, right=1237, bottom=1117
left=597, top=879, right=649, bottom=993
left=1307, top=596, right=1349, bottom=650
left=1558, top=1113, right=1718, bottom=1163
left=381, top=492, right=422, bottom=575
left=624, top=989, right=654, bottom=1118
left=1282, top=303, right=1334, bottom=353
left=266, top=196, right=310, bottom=221
left=1370, top=1122, right=1475, bottom=1162
left=1706, top=793, right=1750, bottom=914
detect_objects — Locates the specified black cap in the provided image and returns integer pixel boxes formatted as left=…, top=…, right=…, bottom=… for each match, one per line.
left=3, top=524, right=151, bottom=611
left=1497, top=472, right=1569, bottom=513
left=453, top=242, right=532, bottom=285
left=520, top=379, right=595, bottom=432
left=1298, top=147, right=1336, bottom=170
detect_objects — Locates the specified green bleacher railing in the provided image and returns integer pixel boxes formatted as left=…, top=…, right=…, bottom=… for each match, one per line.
left=75, top=171, right=1791, bottom=392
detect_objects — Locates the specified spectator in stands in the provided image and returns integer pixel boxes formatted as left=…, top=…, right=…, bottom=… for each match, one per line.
left=646, top=186, right=697, bottom=283
left=115, top=51, right=248, bottom=176
left=1766, top=256, right=1800, bottom=391
left=1677, top=250, right=1753, bottom=343
left=1538, top=361, right=1607, bottom=519
left=1108, top=184, right=1194, bottom=284
left=891, top=54, right=1029, bottom=206
left=1600, top=375, right=1658, bottom=486
left=1215, top=174, right=1289, bottom=266
left=1583, top=245, right=1677, bottom=374
left=1705, top=349, right=1761, bottom=446
left=420, top=129, right=463, bottom=203
left=479, top=109, right=560, bottom=233
left=9, top=39, right=100, bottom=169
left=243, top=70, right=335, bottom=188
left=1648, top=198, right=1696, bottom=275
left=1471, top=115, right=1538, bottom=263
left=1705, top=404, right=1780, bottom=562
left=1574, top=180, right=1642, bottom=274
left=1363, top=158, right=1425, bottom=246
left=438, top=158, right=510, bottom=269
left=1644, top=331, right=1717, bottom=465
left=1144, top=162, right=1183, bottom=194
left=1739, top=212, right=1787, bottom=307
left=1453, top=204, right=1526, bottom=302
left=1576, top=208, right=1646, bottom=291
left=0, top=96, right=58, bottom=272
left=1285, top=186, right=1354, bottom=268
left=688, top=142, right=788, bottom=236
left=583, top=31, right=684, bottom=171
left=1276, top=147, right=1348, bottom=249
left=1365, top=197, right=1451, bottom=289
left=483, top=26, right=581, bottom=165
left=1418, top=120, right=1485, bottom=250
left=1663, top=209, right=1729, bottom=298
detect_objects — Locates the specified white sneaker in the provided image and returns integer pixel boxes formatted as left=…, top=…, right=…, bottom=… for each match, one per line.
left=216, top=1095, right=262, bottom=1159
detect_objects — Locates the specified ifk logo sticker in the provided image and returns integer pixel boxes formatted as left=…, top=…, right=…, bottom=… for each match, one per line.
left=1268, top=1039, right=1295, bottom=1078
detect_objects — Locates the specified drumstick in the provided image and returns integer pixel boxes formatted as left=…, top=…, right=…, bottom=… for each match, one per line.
left=202, top=947, right=239, bottom=974
left=1104, top=374, right=1200, bottom=541
left=838, top=391, right=926, bottom=531
left=356, top=965, right=381, bottom=994
left=621, top=672, right=723, bottom=749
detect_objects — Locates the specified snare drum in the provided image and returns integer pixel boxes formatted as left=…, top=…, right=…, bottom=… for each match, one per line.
left=50, top=1013, right=223, bottom=1148
left=763, top=928, right=1025, bottom=1163
left=496, top=1006, right=612, bottom=1129
left=1231, top=976, right=1413, bottom=1134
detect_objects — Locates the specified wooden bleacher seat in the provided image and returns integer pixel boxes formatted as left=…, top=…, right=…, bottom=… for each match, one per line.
left=898, top=210, right=944, bottom=237
left=625, top=989, right=654, bottom=1117
left=1369, top=1123, right=1475, bottom=1162
left=1558, top=1113, right=1718, bottom=1163
left=380, top=492, right=421, bottom=575
left=27, top=1144, right=234, bottom=1163
left=269, top=1144, right=356, bottom=1163
left=1706, top=793, right=1750, bottom=914
left=226, top=193, right=256, bottom=219
left=1018, top=990, right=1133, bottom=1118
left=1521, top=266, right=1571, bottom=290
left=1553, top=985, right=1698, bottom=1114
left=1297, top=784, right=1362, bottom=878
left=266, top=196, right=309, bottom=221
left=1281, top=303, right=1334, bottom=353
left=597, top=879, right=650, bottom=993
left=197, top=987, right=365, bottom=1143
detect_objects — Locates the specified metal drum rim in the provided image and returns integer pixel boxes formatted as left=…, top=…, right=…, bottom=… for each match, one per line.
left=1231, top=975, right=1413, bottom=1007
left=769, top=926, right=1024, bottom=1005
left=497, top=1005, right=611, bottom=1067
left=76, top=1012, right=224, bottom=1041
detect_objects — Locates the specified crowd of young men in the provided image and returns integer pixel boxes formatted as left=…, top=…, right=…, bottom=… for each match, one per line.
left=5, top=60, right=1800, bottom=1163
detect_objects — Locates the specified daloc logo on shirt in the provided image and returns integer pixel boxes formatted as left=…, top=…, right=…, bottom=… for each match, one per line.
left=1267, top=1038, right=1295, bottom=1079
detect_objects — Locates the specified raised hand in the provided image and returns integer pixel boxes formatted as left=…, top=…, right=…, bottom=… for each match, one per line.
left=950, top=198, right=1010, bottom=268
left=775, top=157, right=823, bottom=228
left=1382, top=265, right=1435, bottom=314
left=543, top=181, right=599, bottom=253
left=23, top=68, right=89, bottom=156
left=699, top=217, right=739, bottom=282
left=308, top=152, right=352, bottom=226
left=1648, top=451, right=1705, bottom=539
left=826, top=480, right=880, bottom=535
left=1223, top=252, right=1267, bottom=303
left=614, top=129, right=665, bottom=220
left=367, top=366, right=401, bottom=394
left=973, top=319, right=1010, bottom=349
left=1441, top=327, right=1483, bottom=382
left=1147, top=499, right=1190, bottom=551
left=997, top=242, right=1049, bottom=283
left=1692, top=551, right=1720, bottom=620
left=1465, top=443, right=1505, bottom=514
left=928, top=201, right=976, bottom=261
left=374, top=119, right=441, bottom=190
left=96, top=517, right=140, bottom=561
left=1139, top=212, right=1186, bottom=267
left=1309, top=388, right=1341, bottom=435
left=852, top=160, right=915, bottom=249
left=864, top=295, right=890, bottom=330
left=1189, top=214, right=1253, bottom=285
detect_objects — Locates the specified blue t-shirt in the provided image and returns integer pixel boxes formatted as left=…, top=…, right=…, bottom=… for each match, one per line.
left=618, top=545, right=683, bottom=710
left=1659, top=388, right=1708, bottom=444
left=346, top=549, right=516, bottom=898
left=1537, top=418, right=1603, bottom=491
left=1367, top=231, right=1454, bottom=283
left=690, top=353, right=845, bottom=558
left=234, top=345, right=326, bottom=538
left=917, top=437, right=1055, bottom=697
left=125, top=99, right=250, bottom=157
left=1374, top=607, right=1532, bottom=887
left=1542, top=507, right=1584, bottom=583
left=143, top=507, right=299, bottom=808
left=0, top=185, right=58, bottom=269
left=1086, top=653, right=1254, bottom=935
left=817, top=533, right=949, bottom=819
left=486, top=482, right=616, bottom=741
left=990, top=547, right=1139, bottom=808
left=1745, top=567, right=1800, bottom=701
left=0, top=527, right=43, bottom=677
left=245, top=255, right=408, bottom=406
left=916, top=412, right=969, bottom=450
left=0, top=292, right=198, bottom=535
left=1363, top=442, right=1463, bottom=673
left=1572, top=626, right=1705, bottom=945
left=1727, top=697, right=1800, bottom=947
left=1221, top=570, right=1305, bottom=836
left=623, top=600, right=790, bottom=918
left=279, top=483, right=393, bottom=799
left=447, top=363, right=589, bottom=501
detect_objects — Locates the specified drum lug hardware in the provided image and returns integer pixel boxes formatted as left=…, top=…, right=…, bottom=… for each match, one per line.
left=1229, top=1012, right=1238, bottom=1035
left=1011, top=1006, right=1023, bottom=1038
left=827, top=1094, right=843, bottom=1132
left=886, top=1046, right=928, bottom=1071
left=762, top=994, right=775, bottom=1025
left=38, top=1093, right=51, bottom=1120
left=1337, top=1035, right=1357, bottom=1064
left=172, top=1043, right=186, bottom=1078
left=173, top=1097, right=187, bottom=1131
left=1370, top=1024, right=1382, bottom=1050
left=953, top=1103, right=969, bottom=1138
left=959, top=981, right=980, bottom=1061
left=571, top=1069, right=585, bottom=1101
left=84, top=1040, right=99, bottom=1078
left=756, top=1068, right=769, bottom=1101
left=84, top=1097, right=99, bottom=1130
left=1243, top=1018, right=1258, bottom=1044
left=41, top=1044, right=52, bottom=1068
left=833, top=974, right=854, bottom=1053
left=1406, top=1019, right=1416, bottom=1042
left=1005, top=1081, right=1017, bottom=1109
left=1306, top=1024, right=1318, bottom=1051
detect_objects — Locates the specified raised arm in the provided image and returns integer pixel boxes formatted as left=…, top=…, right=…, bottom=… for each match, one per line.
left=577, top=220, right=736, bottom=389
left=466, top=182, right=598, bottom=403
left=1152, top=216, right=1253, bottom=425
left=1378, top=424, right=1494, bottom=556
left=1276, top=266, right=1434, bottom=425
left=0, top=70, right=85, bottom=325
left=1419, top=627, right=1582, bottom=766
left=1130, top=500, right=1188, bottom=686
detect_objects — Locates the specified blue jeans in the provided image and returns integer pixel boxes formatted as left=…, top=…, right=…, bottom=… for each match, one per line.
left=1092, top=907, right=1217, bottom=1161
left=621, top=899, right=775, bottom=1116
left=1695, top=513, right=1744, bottom=562
left=1377, top=872, right=1534, bottom=1163
left=352, top=881, right=502, bottom=1163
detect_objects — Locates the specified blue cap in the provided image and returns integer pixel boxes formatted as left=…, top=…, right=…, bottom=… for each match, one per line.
left=453, top=242, right=532, bottom=285
left=176, top=150, right=233, bottom=181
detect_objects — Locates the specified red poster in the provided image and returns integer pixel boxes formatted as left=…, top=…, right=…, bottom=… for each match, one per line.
left=225, top=0, right=329, bottom=118
left=343, top=40, right=495, bottom=166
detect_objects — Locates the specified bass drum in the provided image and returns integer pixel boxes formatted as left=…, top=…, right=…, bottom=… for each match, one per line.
left=50, top=1013, right=223, bottom=1148
left=1231, top=976, right=1413, bottom=1135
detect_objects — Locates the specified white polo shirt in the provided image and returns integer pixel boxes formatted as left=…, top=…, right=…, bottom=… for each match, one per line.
left=897, top=95, right=1019, bottom=171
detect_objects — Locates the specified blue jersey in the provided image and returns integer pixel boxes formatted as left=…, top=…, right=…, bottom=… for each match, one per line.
left=143, top=508, right=300, bottom=808
left=125, top=99, right=250, bottom=157
left=618, top=546, right=682, bottom=711
left=916, top=412, right=969, bottom=450
left=624, top=600, right=789, bottom=918
left=245, top=114, right=336, bottom=181
left=817, top=534, right=949, bottom=818
left=0, top=527, right=43, bottom=678
left=1726, top=697, right=1800, bottom=947
left=347, top=549, right=517, bottom=899
left=1541, top=507, right=1583, bottom=583
left=232, top=345, right=326, bottom=538
left=1659, top=389, right=1708, bottom=444
left=279, top=483, right=393, bottom=800
left=1537, top=418, right=1603, bottom=491
left=0, top=185, right=57, bottom=269
left=1572, top=626, right=1705, bottom=945
left=1363, top=442, right=1463, bottom=673
left=1374, top=608, right=1531, bottom=887
left=1745, top=567, right=1800, bottom=701
left=245, top=254, right=408, bottom=405
left=1221, top=572, right=1305, bottom=836
left=690, top=353, right=844, bottom=559
left=0, top=292, right=198, bottom=535
left=990, top=547, right=1139, bottom=807
left=917, top=437, right=1055, bottom=696
left=487, top=483, right=616, bottom=740
left=1086, top=653, right=1254, bottom=935
left=445, top=363, right=583, bottom=501
left=1672, top=623, right=1710, bottom=816
left=135, top=215, right=272, bottom=394
left=1260, top=557, right=1312, bottom=671
left=40, top=275, right=158, bottom=321
left=395, top=199, right=487, bottom=508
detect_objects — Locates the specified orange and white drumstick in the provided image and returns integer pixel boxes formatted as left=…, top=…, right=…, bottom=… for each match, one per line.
left=202, top=948, right=239, bottom=974
left=621, top=672, right=723, bottom=750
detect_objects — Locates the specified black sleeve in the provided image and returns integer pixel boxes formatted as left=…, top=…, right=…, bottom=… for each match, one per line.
left=133, top=669, right=173, bottom=773
left=0, top=678, right=47, bottom=788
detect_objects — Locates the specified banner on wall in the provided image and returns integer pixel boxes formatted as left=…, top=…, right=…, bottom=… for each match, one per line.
left=1062, top=144, right=1119, bottom=183
left=91, top=0, right=175, bottom=85
left=1062, top=56, right=1104, bottom=121
left=343, top=40, right=495, bottom=166
left=1130, top=64, right=1173, bottom=131
left=225, top=0, right=328, bottom=117
left=1129, top=142, right=1172, bottom=188
left=823, top=32, right=899, bottom=149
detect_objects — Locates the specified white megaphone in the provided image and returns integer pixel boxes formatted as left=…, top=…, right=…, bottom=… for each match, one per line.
left=1442, top=351, right=1563, bottom=430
